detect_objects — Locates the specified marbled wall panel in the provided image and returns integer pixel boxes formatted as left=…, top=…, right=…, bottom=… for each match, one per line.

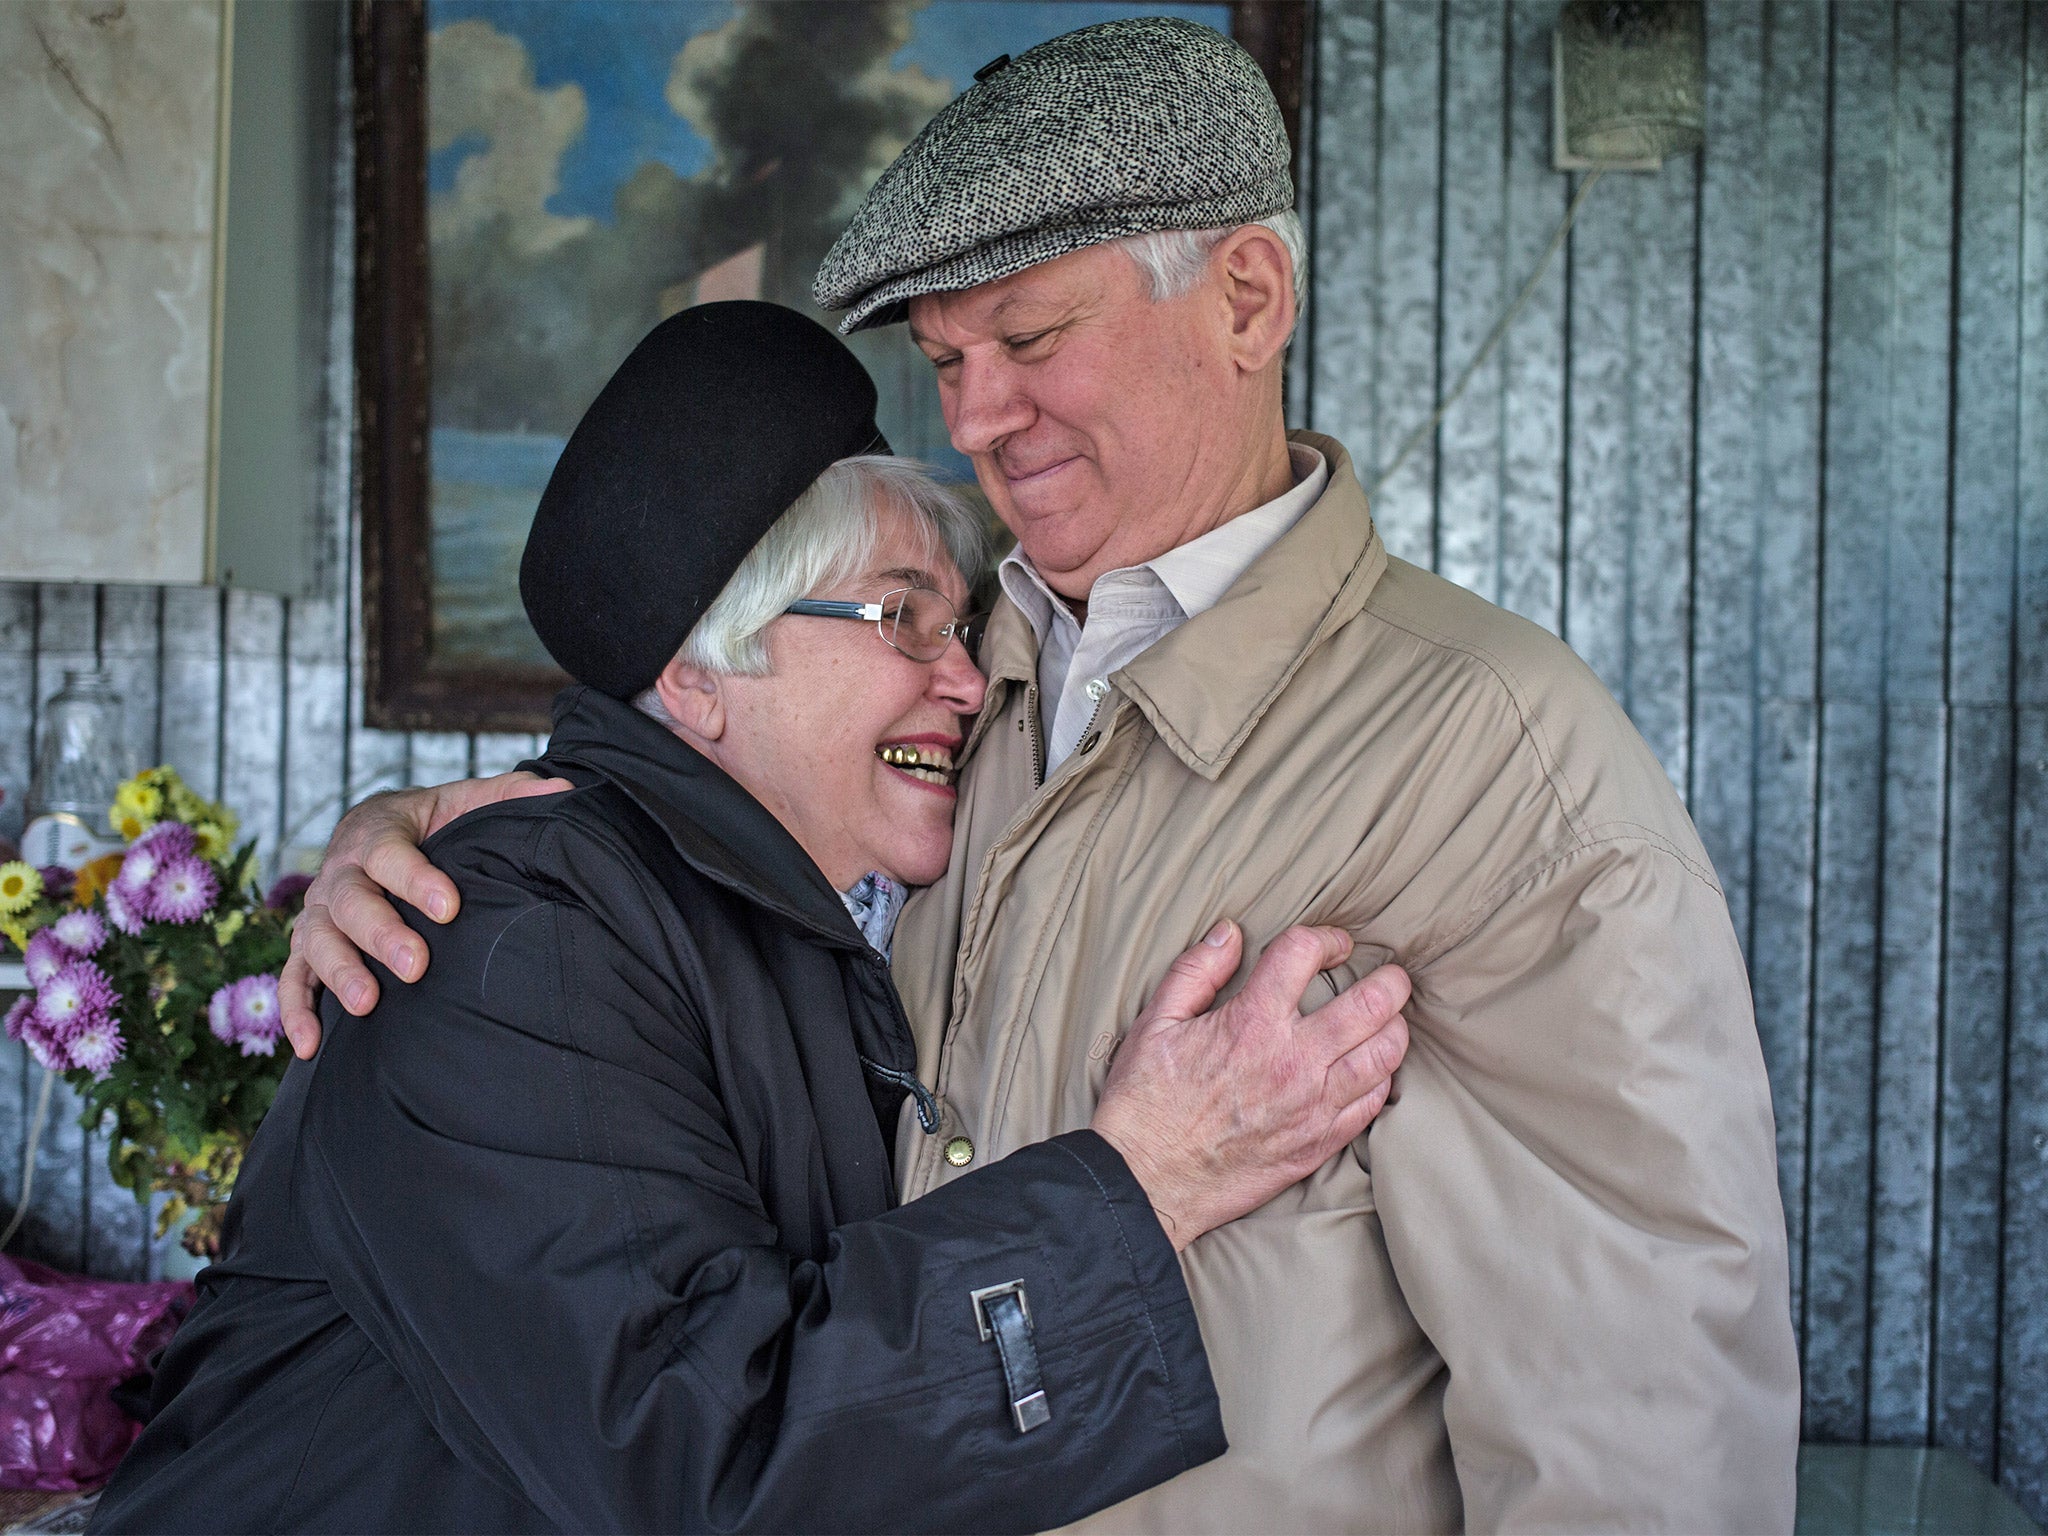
left=0, top=0, right=222, bottom=584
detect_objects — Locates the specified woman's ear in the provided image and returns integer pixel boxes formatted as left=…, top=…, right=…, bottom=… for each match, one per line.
left=653, top=655, right=726, bottom=744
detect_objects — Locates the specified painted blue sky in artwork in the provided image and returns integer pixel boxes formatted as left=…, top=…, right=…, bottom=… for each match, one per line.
left=427, top=1, right=1229, bottom=223
left=428, top=0, right=733, bottom=215
left=894, top=2, right=1228, bottom=86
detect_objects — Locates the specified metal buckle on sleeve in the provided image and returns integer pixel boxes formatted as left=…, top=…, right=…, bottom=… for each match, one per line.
left=970, top=1280, right=1051, bottom=1433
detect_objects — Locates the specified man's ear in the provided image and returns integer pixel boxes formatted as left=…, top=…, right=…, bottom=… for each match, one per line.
left=1214, top=224, right=1296, bottom=375
left=652, top=655, right=726, bottom=744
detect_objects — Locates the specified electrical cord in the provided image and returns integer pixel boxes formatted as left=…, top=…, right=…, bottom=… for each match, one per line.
left=1368, top=168, right=1606, bottom=501
left=0, top=1067, right=56, bottom=1253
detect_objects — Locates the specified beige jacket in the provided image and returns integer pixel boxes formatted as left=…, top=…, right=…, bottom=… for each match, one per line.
left=891, top=434, right=1801, bottom=1533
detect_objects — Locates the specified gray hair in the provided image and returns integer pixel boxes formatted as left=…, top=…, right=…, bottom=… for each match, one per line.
left=634, top=455, right=987, bottom=721
left=1117, top=210, right=1308, bottom=330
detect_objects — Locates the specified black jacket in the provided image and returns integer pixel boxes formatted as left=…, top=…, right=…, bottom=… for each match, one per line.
left=93, top=690, right=1224, bottom=1533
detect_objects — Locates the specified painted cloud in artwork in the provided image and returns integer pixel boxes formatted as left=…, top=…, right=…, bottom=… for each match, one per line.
left=419, top=0, right=1228, bottom=666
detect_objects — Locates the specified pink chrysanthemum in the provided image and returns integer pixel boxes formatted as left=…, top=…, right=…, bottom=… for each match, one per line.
left=66, top=1018, right=125, bottom=1078
left=49, top=909, right=106, bottom=957
left=208, top=984, right=235, bottom=1045
left=227, top=974, right=282, bottom=1054
left=5, top=995, right=65, bottom=1071
left=133, top=820, right=196, bottom=860
left=118, top=842, right=162, bottom=893
left=22, top=929, right=70, bottom=988
left=36, top=960, right=118, bottom=1039
left=265, top=873, right=313, bottom=911
left=143, top=855, right=217, bottom=924
left=102, top=879, right=145, bottom=937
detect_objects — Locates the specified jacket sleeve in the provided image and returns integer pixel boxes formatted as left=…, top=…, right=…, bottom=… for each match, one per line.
left=292, top=888, right=1223, bottom=1534
left=1366, top=836, right=1802, bottom=1534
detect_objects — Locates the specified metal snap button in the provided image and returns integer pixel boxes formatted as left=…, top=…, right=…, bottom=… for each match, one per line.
left=944, top=1136, right=975, bottom=1167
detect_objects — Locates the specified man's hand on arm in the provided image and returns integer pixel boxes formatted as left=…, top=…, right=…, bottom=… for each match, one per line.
left=280, top=770, right=571, bottom=1057
left=1091, top=922, right=1410, bottom=1251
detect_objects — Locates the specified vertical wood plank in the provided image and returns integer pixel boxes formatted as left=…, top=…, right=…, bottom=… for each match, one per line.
left=1306, top=1, right=1382, bottom=460
left=471, top=734, right=542, bottom=778
left=0, top=584, right=34, bottom=844
left=1999, top=1, right=2048, bottom=1512
left=1867, top=0, right=1959, bottom=1444
left=1690, top=0, right=1764, bottom=934
left=1495, top=0, right=1568, bottom=636
left=98, top=587, right=162, bottom=772
left=1363, top=0, right=1443, bottom=565
left=282, top=598, right=351, bottom=873
left=2006, top=717, right=2048, bottom=1512
left=221, top=591, right=287, bottom=879
left=1432, top=0, right=1507, bottom=602
left=1932, top=0, right=2028, bottom=1473
left=1565, top=155, right=1700, bottom=795
left=84, top=588, right=160, bottom=1279
left=27, top=585, right=96, bottom=1273
left=1751, top=0, right=1832, bottom=1352
left=1808, top=700, right=1883, bottom=1437
left=158, top=586, right=224, bottom=800
left=1805, top=0, right=1893, bottom=1437
left=0, top=583, right=33, bottom=1245
left=406, top=733, right=472, bottom=790
left=1563, top=171, right=1632, bottom=703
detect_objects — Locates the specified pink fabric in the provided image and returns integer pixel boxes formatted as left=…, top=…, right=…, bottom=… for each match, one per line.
left=0, top=1253, right=193, bottom=1490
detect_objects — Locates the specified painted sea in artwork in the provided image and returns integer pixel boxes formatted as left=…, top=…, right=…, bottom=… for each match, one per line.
left=425, top=0, right=1230, bottom=666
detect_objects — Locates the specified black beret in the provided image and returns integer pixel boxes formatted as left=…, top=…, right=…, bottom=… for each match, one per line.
left=519, top=301, right=887, bottom=698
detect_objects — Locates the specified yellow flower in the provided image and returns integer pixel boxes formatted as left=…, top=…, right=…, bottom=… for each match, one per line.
left=167, top=780, right=206, bottom=822
left=111, top=808, right=152, bottom=840
left=72, top=853, right=124, bottom=908
left=193, top=821, right=230, bottom=861
left=0, top=861, right=41, bottom=915
left=116, top=778, right=162, bottom=818
left=1, top=916, right=29, bottom=952
left=214, top=909, right=246, bottom=945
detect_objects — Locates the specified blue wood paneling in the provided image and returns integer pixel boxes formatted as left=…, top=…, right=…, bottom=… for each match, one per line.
left=1306, top=0, right=2046, bottom=1518
left=0, top=0, right=2042, bottom=1520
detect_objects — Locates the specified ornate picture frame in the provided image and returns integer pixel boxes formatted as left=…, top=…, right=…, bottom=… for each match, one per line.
left=354, top=0, right=1306, bottom=732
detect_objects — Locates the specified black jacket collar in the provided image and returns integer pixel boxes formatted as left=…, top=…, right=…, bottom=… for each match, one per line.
left=538, top=687, right=868, bottom=955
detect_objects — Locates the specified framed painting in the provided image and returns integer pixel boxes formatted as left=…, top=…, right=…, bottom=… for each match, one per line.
left=355, top=0, right=1306, bottom=732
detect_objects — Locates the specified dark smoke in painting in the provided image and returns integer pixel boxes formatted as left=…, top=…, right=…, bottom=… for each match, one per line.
left=429, top=1, right=948, bottom=439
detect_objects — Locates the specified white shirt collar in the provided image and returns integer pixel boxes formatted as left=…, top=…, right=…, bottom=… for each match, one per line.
left=997, top=444, right=1329, bottom=638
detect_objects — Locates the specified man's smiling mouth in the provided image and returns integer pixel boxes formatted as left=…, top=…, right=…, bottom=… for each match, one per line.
left=877, top=742, right=956, bottom=786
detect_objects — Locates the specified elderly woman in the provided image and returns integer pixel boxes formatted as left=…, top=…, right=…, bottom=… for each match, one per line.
left=93, top=304, right=1403, bottom=1534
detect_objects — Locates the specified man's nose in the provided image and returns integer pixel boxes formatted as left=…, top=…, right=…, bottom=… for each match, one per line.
left=945, top=354, right=1033, bottom=457
left=929, top=636, right=988, bottom=715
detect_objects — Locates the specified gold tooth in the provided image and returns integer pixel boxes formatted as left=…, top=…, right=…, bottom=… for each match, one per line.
left=878, top=744, right=954, bottom=774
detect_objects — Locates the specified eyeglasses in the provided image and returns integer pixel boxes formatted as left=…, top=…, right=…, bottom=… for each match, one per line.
left=784, top=586, right=977, bottom=663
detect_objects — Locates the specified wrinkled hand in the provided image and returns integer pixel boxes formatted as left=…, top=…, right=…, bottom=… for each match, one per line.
left=1090, top=922, right=1410, bottom=1252
left=280, top=770, right=571, bottom=1058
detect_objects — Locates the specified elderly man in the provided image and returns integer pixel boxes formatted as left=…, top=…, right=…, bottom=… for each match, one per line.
left=289, top=18, right=1800, bottom=1532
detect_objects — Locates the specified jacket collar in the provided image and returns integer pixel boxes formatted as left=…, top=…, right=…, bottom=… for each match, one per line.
left=969, top=432, right=1387, bottom=780
left=540, top=687, right=869, bottom=953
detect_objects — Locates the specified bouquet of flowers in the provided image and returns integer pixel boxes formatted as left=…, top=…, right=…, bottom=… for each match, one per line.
left=0, top=767, right=310, bottom=1257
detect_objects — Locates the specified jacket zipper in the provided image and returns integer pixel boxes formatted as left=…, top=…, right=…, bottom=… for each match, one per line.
left=1025, top=681, right=1047, bottom=788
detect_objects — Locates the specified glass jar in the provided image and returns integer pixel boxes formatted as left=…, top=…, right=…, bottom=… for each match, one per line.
left=22, top=669, right=132, bottom=870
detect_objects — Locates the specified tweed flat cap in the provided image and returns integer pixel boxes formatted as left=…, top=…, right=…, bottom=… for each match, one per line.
left=520, top=301, right=887, bottom=699
left=814, top=16, right=1292, bottom=333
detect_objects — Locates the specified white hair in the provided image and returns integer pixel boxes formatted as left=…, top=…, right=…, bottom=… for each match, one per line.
left=633, top=455, right=988, bottom=722
left=1116, top=210, right=1309, bottom=329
